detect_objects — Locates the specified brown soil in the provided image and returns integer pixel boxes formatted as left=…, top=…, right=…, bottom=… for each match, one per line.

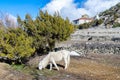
left=42, top=53, right=120, bottom=80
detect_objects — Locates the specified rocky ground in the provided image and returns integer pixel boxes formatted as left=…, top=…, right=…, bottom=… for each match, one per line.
left=56, top=40, right=120, bottom=55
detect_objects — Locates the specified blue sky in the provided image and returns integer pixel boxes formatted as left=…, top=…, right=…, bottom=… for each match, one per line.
left=0, top=0, right=86, bottom=19
left=0, top=0, right=51, bottom=18
left=0, top=0, right=119, bottom=21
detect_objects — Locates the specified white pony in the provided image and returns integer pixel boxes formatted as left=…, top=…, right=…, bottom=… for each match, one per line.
left=38, top=50, right=70, bottom=71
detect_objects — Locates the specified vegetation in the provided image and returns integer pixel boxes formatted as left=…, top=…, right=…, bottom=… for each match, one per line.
left=0, top=28, right=35, bottom=64
left=0, top=10, right=74, bottom=64
left=78, top=19, right=103, bottom=29
left=113, top=22, right=120, bottom=28
left=17, top=11, right=74, bottom=53
left=78, top=23, right=90, bottom=29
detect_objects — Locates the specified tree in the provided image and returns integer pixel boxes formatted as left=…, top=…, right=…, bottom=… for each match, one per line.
left=17, top=10, right=74, bottom=54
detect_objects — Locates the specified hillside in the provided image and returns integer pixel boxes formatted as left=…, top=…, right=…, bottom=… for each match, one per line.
left=78, top=2, right=120, bottom=29
left=98, top=2, right=120, bottom=28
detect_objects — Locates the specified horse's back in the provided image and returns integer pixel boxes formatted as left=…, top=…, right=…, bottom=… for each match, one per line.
left=61, top=50, right=70, bottom=56
left=49, top=51, right=63, bottom=61
left=49, top=50, right=70, bottom=61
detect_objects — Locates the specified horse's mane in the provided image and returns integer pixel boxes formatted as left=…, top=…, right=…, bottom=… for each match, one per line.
left=38, top=55, right=46, bottom=61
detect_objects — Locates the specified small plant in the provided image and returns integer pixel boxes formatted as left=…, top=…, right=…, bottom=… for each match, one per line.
left=78, top=23, right=90, bottom=29
left=112, top=22, right=120, bottom=28
left=78, top=19, right=103, bottom=29
left=11, top=64, right=25, bottom=71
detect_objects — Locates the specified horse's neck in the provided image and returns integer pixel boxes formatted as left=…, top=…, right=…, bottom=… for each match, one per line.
left=42, top=54, right=50, bottom=67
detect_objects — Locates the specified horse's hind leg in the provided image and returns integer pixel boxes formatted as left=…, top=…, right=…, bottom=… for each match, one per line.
left=64, top=58, right=68, bottom=69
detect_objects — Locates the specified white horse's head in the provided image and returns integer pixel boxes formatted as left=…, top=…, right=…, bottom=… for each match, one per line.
left=38, top=61, right=43, bottom=70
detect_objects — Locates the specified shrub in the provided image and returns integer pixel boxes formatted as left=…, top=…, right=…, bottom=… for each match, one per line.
left=112, top=22, right=120, bottom=28
left=0, top=28, right=35, bottom=64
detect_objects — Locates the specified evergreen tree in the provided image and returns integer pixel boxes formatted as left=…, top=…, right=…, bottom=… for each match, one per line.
left=17, top=10, right=74, bottom=54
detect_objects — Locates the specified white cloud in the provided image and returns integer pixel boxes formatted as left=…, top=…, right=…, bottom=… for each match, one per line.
left=0, top=12, right=17, bottom=27
left=42, top=0, right=74, bottom=14
left=42, top=0, right=120, bottom=21
left=7, top=13, right=17, bottom=24
left=4, top=13, right=17, bottom=27
left=84, top=0, right=120, bottom=16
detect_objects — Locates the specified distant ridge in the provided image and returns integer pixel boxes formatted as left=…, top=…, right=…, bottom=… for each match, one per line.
left=98, top=2, right=120, bottom=28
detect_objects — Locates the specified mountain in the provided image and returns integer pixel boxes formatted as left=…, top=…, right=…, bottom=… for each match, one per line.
left=98, top=2, right=120, bottom=28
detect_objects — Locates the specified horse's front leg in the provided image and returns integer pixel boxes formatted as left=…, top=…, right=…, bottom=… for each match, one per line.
left=51, top=58, right=59, bottom=71
left=49, top=63, right=52, bottom=70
